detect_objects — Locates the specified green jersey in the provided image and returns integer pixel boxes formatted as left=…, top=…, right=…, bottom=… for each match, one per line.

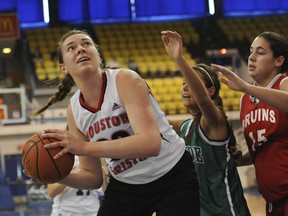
left=180, top=119, right=250, bottom=216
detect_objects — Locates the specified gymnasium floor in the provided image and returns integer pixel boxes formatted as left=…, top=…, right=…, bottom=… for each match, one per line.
left=0, top=164, right=265, bottom=215
left=0, top=187, right=266, bottom=216
left=244, top=188, right=266, bottom=216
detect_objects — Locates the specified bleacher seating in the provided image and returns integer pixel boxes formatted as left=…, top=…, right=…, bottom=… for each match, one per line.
left=144, top=75, right=242, bottom=114
left=94, top=21, right=198, bottom=77
left=219, top=81, right=242, bottom=111
left=145, top=77, right=188, bottom=115
left=23, top=16, right=275, bottom=114
left=217, top=14, right=288, bottom=44
left=25, top=26, right=71, bottom=82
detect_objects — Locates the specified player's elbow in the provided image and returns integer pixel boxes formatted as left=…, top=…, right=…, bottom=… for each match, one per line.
left=95, top=176, right=103, bottom=189
left=47, top=189, right=54, bottom=198
left=47, top=190, right=57, bottom=198
left=149, top=133, right=161, bottom=156
left=82, top=172, right=103, bottom=190
left=46, top=185, right=61, bottom=198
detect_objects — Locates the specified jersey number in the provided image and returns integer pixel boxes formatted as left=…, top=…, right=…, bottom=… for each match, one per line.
left=98, top=130, right=130, bottom=142
left=249, top=129, right=267, bottom=151
left=76, top=189, right=90, bottom=196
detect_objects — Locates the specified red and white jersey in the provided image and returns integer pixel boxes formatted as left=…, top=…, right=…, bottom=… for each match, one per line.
left=240, top=74, right=288, bottom=202
left=70, top=69, right=185, bottom=184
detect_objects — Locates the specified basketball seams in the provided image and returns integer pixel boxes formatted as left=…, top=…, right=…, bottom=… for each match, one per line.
left=22, top=140, right=37, bottom=163
left=35, top=136, right=42, bottom=182
left=40, top=138, right=62, bottom=180
left=43, top=137, right=62, bottom=180
left=22, top=135, right=42, bottom=182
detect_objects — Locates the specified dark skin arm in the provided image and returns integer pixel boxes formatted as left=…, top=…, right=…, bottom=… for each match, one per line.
left=167, top=118, right=187, bottom=135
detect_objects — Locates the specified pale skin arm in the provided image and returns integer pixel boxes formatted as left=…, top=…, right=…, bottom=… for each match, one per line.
left=48, top=107, right=103, bottom=190
left=47, top=183, right=66, bottom=198
left=48, top=160, right=108, bottom=192
left=42, top=69, right=161, bottom=160
left=100, top=158, right=108, bottom=192
left=211, top=63, right=288, bottom=112
left=161, top=30, right=227, bottom=140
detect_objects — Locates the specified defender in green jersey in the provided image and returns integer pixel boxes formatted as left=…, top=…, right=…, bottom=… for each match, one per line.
left=162, top=30, right=250, bottom=216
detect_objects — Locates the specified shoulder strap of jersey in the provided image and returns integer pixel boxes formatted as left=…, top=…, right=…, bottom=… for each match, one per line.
left=179, top=119, right=193, bottom=139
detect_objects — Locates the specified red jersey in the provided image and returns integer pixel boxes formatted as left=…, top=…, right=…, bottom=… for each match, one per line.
left=240, top=74, right=288, bottom=203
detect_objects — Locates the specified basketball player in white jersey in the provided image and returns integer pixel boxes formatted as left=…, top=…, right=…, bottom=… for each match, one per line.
left=35, top=30, right=200, bottom=216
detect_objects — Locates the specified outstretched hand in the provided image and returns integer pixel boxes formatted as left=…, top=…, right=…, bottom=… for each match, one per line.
left=41, top=129, right=87, bottom=159
left=161, top=30, right=183, bottom=61
left=211, top=64, right=248, bottom=92
left=229, top=146, right=243, bottom=166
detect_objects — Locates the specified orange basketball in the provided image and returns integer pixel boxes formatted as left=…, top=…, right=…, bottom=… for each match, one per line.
left=22, top=133, right=75, bottom=184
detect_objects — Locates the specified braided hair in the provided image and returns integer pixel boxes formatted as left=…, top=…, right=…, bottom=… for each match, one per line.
left=33, top=74, right=75, bottom=115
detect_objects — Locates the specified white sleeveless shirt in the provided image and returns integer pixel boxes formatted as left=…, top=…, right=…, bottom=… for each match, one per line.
left=70, top=69, right=185, bottom=184
left=51, top=156, right=101, bottom=216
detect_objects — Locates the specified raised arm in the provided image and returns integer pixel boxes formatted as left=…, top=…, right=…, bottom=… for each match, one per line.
left=161, top=30, right=227, bottom=138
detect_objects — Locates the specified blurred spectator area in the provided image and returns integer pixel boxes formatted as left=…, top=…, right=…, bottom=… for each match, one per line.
left=25, top=26, right=71, bottom=82
left=0, top=97, right=5, bottom=120
left=94, top=21, right=198, bottom=77
left=145, top=76, right=242, bottom=115
left=145, top=77, right=186, bottom=115
left=217, top=14, right=288, bottom=44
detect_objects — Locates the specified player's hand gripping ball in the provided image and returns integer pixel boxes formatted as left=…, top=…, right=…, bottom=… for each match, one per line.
left=22, top=133, right=74, bottom=184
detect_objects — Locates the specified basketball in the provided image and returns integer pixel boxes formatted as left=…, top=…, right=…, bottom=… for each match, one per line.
left=22, top=133, right=75, bottom=184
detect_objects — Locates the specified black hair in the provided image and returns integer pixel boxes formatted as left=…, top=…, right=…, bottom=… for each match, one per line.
left=257, top=32, right=288, bottom=73
left=192, top=63, right=223, bottom=108
left=185, top=63, right=236, bottom=148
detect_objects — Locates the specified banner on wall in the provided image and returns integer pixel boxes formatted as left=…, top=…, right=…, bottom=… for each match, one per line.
left=0, top=13, right=19, bottom=40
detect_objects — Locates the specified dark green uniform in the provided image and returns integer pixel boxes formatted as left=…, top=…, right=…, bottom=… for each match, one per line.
left=180, top=119, right=250, bottom=216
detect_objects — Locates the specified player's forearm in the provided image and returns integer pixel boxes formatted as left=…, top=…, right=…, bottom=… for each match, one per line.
left=47, top=183, right=66, bottom=198
left=85, top=134, right=161, bottom=159
left=175, top=56, right=208, bottom=99
left=60, top=168, right=103, bottom=190
left=244, top=84, right=288, bottom=112
left=237, top=150, right=253, bottom=166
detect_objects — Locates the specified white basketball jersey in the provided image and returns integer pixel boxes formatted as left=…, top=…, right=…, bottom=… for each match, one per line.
left=51, top=156, right=100, bottom=215
left=70, top=69, right=185, bottom=184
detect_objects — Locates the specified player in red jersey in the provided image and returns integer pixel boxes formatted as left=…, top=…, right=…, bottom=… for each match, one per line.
left=212, top=32, right=288, bottom=216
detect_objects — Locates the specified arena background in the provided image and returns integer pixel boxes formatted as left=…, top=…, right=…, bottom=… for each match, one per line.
left=1, top=0, right=288, bottom=215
